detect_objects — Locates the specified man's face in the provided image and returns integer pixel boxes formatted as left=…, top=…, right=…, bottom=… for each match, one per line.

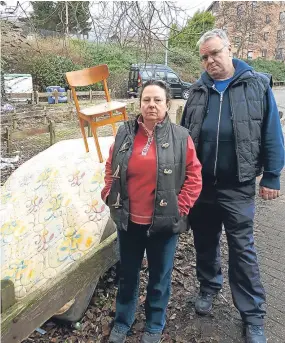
left=199, top=37, right=232, bottom=79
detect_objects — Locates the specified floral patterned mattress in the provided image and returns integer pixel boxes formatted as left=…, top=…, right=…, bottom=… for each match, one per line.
left=1, top=137, right=114, bottom=300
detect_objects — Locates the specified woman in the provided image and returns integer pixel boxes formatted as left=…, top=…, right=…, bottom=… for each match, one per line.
left=101, top=80, right=202, bottom=343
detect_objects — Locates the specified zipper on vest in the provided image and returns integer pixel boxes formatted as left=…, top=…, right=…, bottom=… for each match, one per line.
left=147, top=132, right=158, bottom=237
left=212, top=85, right=226, bottom=179
left=229, top=91, right=241, bottom=181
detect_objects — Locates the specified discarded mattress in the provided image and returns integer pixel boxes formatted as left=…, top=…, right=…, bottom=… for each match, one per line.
left=1, top=136, right=114, bottom=300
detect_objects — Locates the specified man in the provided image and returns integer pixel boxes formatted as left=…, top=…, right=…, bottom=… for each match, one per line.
left=181, top=29, right=284, bottom=343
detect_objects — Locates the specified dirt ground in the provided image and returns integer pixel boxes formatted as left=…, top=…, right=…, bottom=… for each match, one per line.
left=23, top=230, right=238, bottom=343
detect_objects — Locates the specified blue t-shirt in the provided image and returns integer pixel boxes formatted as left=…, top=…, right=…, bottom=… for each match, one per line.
left=214, top=77, right=233, bottom=92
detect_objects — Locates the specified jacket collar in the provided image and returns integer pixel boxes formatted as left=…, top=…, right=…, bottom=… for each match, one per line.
left=124, top=114, right=171, bottom=141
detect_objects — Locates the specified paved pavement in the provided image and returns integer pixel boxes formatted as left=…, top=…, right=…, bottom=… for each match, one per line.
left=273, top=87, right=285, bottom=114
left=255, top=123, right=285, bottom=343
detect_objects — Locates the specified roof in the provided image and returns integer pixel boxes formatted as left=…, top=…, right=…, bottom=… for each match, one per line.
left=205, top=1, right=214, bottom=12
left=130, top=63, right=173, bottom=71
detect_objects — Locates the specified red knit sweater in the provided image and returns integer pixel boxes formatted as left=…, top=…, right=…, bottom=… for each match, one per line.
left=101, top=124, right=202, bottom=225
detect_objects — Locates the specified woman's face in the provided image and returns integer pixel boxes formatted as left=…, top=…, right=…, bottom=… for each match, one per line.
left=140, top=85, right=168, bottom=123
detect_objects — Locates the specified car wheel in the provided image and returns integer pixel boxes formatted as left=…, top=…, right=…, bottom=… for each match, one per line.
left=182, top=89, right=190, bottom=100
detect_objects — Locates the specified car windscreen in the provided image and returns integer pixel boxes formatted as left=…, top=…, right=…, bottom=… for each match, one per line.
left=154, top=70, right=166, bottom=80
left=141, top=69, right=153, bottom=81
left=167, top=72, right=180, bottom=83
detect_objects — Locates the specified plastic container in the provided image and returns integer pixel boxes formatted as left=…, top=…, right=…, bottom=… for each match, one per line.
left=46, top=86, right=67, bottom=104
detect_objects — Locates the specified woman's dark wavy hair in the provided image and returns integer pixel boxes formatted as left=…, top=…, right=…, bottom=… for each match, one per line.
left=139, top=79, right=172, bottom=107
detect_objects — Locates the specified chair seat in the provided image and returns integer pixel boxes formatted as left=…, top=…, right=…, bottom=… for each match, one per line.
left=80, top=101, right=126, bottom=116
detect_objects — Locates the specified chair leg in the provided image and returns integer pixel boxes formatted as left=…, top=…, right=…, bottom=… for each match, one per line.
left=79, top=117, right=89, bottom=153
left=122, top=107, right=128, bottom=121
left=90, top=122, right=103, bottom=163
left=111, top=123, right=117, bottom=136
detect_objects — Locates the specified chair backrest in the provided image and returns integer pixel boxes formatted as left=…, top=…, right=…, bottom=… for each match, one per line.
left=66, top=64, right=111, bottom=112
left=66, top=64, right=109, bottom=87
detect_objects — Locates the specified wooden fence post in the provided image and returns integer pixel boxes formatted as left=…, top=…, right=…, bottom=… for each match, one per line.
left=176, top=105, right=183, bottom=125
left=89, top=89, right=92, bottom=102
left=31, top=91, right=35, bottom=104
left=54, top=90, right=59, bottom=104
left=35, top=91, right=39, bottom=104
left=43, top=106, right=47, bottom=124
left=67, top=90, right=71, bottom=103
left=49, top=120, right=56, bottom=145
left=12, top=110, right=17, bottom=129
left=6, top=127, right=11, bottom=154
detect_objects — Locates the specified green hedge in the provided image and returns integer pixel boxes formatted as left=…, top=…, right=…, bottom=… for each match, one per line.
left=7, top=38, right=285, bottom=92
left=30, top=54, right=82, bottom=91
left=246, top=58, right=285, bottom=82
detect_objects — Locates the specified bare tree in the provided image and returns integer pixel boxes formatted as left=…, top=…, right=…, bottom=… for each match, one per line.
left=87, top=1, right=184, bottom=53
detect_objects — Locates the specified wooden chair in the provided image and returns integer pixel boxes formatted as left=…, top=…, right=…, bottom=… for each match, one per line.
left=66, top=64, right=127, bottom=162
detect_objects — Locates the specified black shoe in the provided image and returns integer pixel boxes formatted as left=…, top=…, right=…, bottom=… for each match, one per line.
left=108, top=327, right=127, bottom=343
left=141, top=332, right=162, bottom=343
left=195, top=291, right=214, bottom=315
left=245, top=325, right=266, bottom=343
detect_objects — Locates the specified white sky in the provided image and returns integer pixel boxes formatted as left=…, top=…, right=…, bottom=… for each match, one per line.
left=1, top=0, right=214, bottom=21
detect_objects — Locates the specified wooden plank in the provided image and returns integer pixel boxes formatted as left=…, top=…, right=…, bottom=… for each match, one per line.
left=273, top=81, right=285, bottom=87
left=93, top=91, right=105, bottom=96
left=1, top=232, right=119, bottom=343
left=6, top=93, right=33, bottom=99
left=11, top=126, right=50, bottom=140
left=75, top=91, right=90, bottom=96
left=1, top=280, right=16, bottom=313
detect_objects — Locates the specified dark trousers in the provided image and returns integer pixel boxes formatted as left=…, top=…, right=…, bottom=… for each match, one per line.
left=189, top=180, right=266, bottom=325
left=114, top=221, right=178, bottom=334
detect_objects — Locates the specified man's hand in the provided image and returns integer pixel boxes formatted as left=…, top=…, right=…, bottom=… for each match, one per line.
left=259, top=186, right=280, bottom=200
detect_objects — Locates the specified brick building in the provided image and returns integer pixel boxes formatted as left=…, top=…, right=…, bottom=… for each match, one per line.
left=207, top=1, right=285, bottom=61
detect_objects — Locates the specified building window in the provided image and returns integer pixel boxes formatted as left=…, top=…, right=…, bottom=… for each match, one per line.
left=261, top=49, right=267, bottom=58
left=276, top=48, right=284, bottom=60
left=237, top=4, right=244, bottom=16
left=212, top=1, right=220, bottom=13
left=277, top=30, right=284, bottom=40
left=265, top=14, right=271, bottom=24
left=234, top=36, right=241, bottom=47
left=252, top=1, right=257, bottom=9
left=264, top=32, right=269, bottom=41
left=280, top=11, right=285, bottom=22
left=236, top=20, right=242, bottom=30
left=247, top=51, right=253, bottom=60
